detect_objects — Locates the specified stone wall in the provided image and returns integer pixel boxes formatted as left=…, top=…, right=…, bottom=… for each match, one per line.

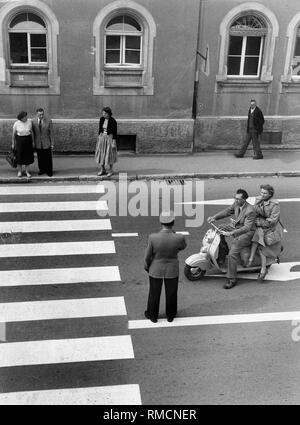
left=194, top=116, right=300, bottom=150
left=0, top=119, right=194, bottom=154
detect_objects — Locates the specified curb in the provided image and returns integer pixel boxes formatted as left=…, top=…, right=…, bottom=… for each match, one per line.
left=1, top=171, right=300, bottom=183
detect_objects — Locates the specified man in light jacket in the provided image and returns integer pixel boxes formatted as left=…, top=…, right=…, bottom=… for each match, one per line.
left=32, top=108, right=54, bottom=176
left=207, top=189, right=256, bottom=289
left=144, top=211, right=187, bottom=323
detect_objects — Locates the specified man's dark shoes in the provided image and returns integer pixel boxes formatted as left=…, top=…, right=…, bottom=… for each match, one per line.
left=223, top=279, right=237, bottom=289
left=144, top=310, right=157, bottom=323
left=253, top=155, right=263, bottom=160
left=167, top=317, right=175, bottom=322
left=234, top=154, right=244, bottom=158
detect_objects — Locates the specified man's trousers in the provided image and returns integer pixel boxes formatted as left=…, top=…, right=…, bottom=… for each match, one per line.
left=36, top=148, right=53, bottom=176
left=226, top=232, right=255, bottom=279
left=146, top=276, right=178, bottom=320
left=238, top=130, right=263, bottom=158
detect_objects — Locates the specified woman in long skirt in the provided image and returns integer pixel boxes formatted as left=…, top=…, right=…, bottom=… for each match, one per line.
left=95, top=106, right=117, bottom=177
left=246, top=184, right=283, bottom=281
left=12, top=111, right=34, bottom=178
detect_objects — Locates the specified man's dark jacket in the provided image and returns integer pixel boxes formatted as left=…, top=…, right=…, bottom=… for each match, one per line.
left=247, top=106, right=265, bottom=134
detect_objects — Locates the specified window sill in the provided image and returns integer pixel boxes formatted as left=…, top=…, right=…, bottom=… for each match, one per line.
left=215, top=76, right=272, bottom=93
left=10, top=65, right=49, bottom=69
left=281, top=77, right=300, bottom=93
left=103, top=68, right=144, bottom=88
left=9, top=67, right=49, bottom=88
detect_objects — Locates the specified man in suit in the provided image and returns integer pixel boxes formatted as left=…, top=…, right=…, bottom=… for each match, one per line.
left=235, top=99, right=265, bottom=160
left=207, top=189, right=256, bottom=289
left=32, top=108, right=54, bottom=176
left=144, top=211, right=187, bottom=323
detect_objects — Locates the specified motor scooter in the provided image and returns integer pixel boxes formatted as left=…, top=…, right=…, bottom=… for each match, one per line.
left=184, top=223, right=282, bottom=281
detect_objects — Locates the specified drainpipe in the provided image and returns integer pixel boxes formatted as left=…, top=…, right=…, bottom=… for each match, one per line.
left=192, top=0, right=204, bottom=120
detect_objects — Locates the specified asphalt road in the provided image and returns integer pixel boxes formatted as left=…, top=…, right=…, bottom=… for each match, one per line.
left=0, top=177, right=300, bottom=405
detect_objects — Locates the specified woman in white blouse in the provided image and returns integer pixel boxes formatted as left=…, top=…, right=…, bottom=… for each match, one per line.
left=12, top=111, right=35, bottom=178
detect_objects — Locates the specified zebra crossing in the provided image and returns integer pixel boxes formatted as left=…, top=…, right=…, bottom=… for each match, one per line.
left=0, top=183, right=141, bottom=405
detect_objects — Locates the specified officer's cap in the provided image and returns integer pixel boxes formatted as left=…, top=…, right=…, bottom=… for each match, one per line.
left=159, top=210, right=175, bottom=224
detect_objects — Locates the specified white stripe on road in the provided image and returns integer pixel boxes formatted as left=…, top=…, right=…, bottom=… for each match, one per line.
left=0, top=297, right=126, bottom=323
left=0, top=240, right=115, bottom=258
left=0, top=201, right=108, bottom=213
left=177, top=197, right=300, bottom=206
left=0, top=219, right=112, bottom=233
left=0, top=384, right=142, bottom=405
left=0, top=185, right=105, bottom=195
left=0, top=335, right=134, bottom=367
left=128, top=310, right=300, bottom=329
left=0, top=266, right=121, bottom=287
left=112, top=233, right=138, bottom=237
left=215, top=262, right=300, bottom=282
left=110, top=232, right=188, bottom=237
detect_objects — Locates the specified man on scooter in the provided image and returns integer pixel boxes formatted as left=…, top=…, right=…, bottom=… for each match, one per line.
left=207, top=189, right=256, bottom=289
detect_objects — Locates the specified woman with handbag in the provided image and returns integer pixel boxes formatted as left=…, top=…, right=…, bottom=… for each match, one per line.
left=12, top=111, right=34, bottom=178
left=95, top=107, right=117, bottom=177
left=246, top=184, right=283, bottom=281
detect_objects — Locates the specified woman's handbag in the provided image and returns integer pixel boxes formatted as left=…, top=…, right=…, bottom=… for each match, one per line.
left=6, top=149, right=17, bottom=168
left=264, top=222, right=284, bottom=246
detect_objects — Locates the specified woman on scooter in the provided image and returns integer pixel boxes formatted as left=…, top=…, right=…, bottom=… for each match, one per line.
left=247, top=184, right=283, bottom=281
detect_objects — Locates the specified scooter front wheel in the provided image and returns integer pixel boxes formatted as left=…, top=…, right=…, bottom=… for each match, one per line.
left=184, top=264, right=206, bottom=281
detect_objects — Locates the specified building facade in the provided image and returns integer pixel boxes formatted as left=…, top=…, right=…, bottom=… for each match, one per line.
left=0, top=0, right=199, bottom=153
left=195, top=0, right=300, bottom=150
left=0, top=0, right=300, bottom=153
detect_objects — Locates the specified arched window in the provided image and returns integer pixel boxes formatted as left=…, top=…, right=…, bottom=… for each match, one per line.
left=0, top=0, right=60, bottom=95
left=9, top=12, right=47, bottom=64
left=216, top=2, right=279, bottom=88
left=93, top=0, right=156, bottom=96
left=105, top=14, right=142, bottom=66
left=227, top=15, right=267, bottom=77
left=291, top=26, right=300, bottom=78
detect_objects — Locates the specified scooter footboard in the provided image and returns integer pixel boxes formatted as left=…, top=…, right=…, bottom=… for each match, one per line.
left=185, top=253, right=212, bottom=271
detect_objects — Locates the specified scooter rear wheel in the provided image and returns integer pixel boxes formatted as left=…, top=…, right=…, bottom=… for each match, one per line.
left=184, top=265, right=206, bottom=281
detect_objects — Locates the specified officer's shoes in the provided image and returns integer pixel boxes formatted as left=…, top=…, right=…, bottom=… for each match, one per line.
left=144, top=310, right=157, bottom=323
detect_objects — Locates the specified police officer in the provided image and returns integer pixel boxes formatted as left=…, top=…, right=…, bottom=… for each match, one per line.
left=144, top=211, right=187, bottom=323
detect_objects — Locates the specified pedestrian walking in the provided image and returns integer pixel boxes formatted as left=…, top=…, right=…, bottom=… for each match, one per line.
left=95, top=107, right=117, bottom=177
left=12, top=111, right=34, bottom=178
left=144, top=211, right=187, bottom=323
left=246, top=184, right=284, bottom=282
left=32, top=108, right=54, bottom=177
left=235, top=99, right=265, bottom=159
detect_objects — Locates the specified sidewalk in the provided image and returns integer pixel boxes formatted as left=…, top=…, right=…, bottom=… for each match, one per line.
left=1, top=150, right=300, bottom=182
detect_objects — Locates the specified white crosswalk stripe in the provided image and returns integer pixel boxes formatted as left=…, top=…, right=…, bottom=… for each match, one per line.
left=0, top=335, right=134, bottom=367
left=0, top=240, right=115, bottom=257
left=0, top=384, right=142, bottom=405
left=0, top=219, right=112, bottom=233
left=0, top=266, right=121, bottom=287
left=0, top=185, right=105, bottom=195
left=128, top=311, right=300, bottom=329
left=0, top=183, right=141, bottom=405
left=0, top=297, right=127, bottom=322
left=0, top=200, right=108, bottom=212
